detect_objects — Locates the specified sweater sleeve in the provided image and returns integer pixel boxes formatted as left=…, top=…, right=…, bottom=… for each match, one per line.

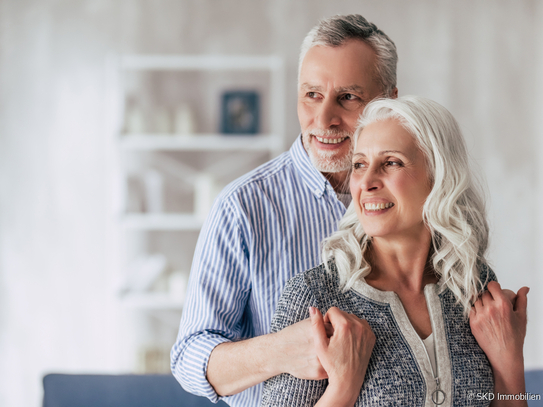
left=260, top=272, right=328, bottom=407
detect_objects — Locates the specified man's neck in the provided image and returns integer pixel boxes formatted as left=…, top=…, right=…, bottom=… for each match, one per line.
left=322, top=170, right=350, bottom=194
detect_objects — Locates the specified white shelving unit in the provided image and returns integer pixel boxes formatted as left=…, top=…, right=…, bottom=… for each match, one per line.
left=120, top=134, right=279, bottom=152
left=115, top=54, right=286, bottom=312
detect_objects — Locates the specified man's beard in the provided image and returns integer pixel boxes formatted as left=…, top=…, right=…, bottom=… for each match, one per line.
left=302, top=128, right=354, bottom=173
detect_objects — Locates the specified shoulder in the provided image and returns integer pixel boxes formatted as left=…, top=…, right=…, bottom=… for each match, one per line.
left=270, top=263, right=336, bottom=333
left=302, top=261, right=342, bottom=293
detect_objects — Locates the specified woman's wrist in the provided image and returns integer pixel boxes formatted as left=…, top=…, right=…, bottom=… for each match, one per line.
left=328, top=374, right=365, bottom=405
left=316, top=381, right=362, bottom=407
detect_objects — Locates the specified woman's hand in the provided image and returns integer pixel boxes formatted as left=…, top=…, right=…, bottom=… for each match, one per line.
left=310, top=306, right=375, bottom=407
left=469, top=282, right=529, bottom=406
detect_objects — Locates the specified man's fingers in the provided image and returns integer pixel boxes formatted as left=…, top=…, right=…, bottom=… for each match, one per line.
left=514, top=286, right=529, bottom=314
left=502, top=289, right=516, bottom=306
left=481, top=290, right=493, bottom=306
left=469, top=304, right=477, bottom=318
left=473, top=298, right=484, bottom=315
left=309, top=307, right=328, bottom=351
left=483, top=281, right=503, bottom=305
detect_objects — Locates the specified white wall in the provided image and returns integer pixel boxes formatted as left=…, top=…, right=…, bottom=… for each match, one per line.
left=1, top=1, right=542, bottom=406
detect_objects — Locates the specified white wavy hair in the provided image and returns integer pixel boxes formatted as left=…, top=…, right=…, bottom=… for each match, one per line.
left=322, top=96, right=489, bottom=317
left=298, top=14, right=398, bottom=96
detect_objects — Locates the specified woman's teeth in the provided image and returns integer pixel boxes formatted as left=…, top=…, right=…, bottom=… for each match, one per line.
left=364, top=202, right=394, bottom=211
left=315, top=136, right=347, bottom=144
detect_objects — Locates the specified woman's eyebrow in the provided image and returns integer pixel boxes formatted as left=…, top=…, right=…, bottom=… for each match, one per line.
left=353, top=150, right=405, bottom=158
left=378, top=150, right=404, bottom=156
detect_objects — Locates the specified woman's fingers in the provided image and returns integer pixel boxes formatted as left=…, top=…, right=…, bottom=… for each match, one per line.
left=309, top=307, right=329, bottom=352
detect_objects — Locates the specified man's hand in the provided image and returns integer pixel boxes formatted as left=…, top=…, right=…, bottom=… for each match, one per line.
left=274, top=317, right=332, bottom=380
left=469, top=282, right=528, bottom=366
left=469, top=282, right=529, bottom=406
left=207, top=315, right=332, bottom=396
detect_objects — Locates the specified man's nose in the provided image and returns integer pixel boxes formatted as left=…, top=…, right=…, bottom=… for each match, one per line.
left=315, top=98, right=341, bottom=128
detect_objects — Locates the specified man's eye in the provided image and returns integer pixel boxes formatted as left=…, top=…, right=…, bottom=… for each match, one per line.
left=307, top=92, right=317, bottom=98
left=339, top=94, right=364, bottom=111
left=342, top=94, right=358, bottom=101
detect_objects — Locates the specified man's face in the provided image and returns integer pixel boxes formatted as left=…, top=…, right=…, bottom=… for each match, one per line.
left=298, top=40, right=385, bottom=174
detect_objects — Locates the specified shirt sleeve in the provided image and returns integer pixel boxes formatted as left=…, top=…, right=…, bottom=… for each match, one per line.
left=170, top=192, right=251, bottom=402
left=260, top=273, right=328, bottom=407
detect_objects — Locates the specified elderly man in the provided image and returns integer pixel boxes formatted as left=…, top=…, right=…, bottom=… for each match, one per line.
left=171, top=14, right=398, bottom=406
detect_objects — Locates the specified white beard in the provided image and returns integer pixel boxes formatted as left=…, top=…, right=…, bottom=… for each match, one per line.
left=302, top=128, right=353, bottom=173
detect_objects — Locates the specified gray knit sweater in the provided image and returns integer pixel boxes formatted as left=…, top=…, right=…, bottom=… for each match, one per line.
left=261, top=262, right=495, bottom=407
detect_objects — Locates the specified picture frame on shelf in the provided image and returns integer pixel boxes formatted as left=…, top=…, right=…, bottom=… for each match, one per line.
left=220, top=90, right=259, bottom=135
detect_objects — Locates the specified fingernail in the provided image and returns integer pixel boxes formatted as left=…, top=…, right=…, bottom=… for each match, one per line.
left=309, top=306, right=315, bottom=316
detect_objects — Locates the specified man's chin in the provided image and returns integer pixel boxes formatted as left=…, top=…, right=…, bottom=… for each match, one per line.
left=308, top=153, right=352, bottom=174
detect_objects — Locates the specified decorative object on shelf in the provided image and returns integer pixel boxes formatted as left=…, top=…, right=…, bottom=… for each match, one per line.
left=174, top=103, right=196, bottom=134
left=168, top=270, right=189, bottom=301
left=220, top=90, right=259, bottom=134
left=126, top=175, right=145, bottom=212
left=142, top=169, right=164, bottom=213
left=194, top=172, right=219, bottom=220
left=124, top=104, right=147, bottom=134
left=121, top=253, right=168, bottom=294
left=153, top=106, right=172, bottom=133
left=137, top=346, right=172, bottom=374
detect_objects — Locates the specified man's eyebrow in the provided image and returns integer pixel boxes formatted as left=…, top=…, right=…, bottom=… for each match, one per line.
left=299, top=83, right=323, bottom=91
left=299, top=84, right=367, bottom=93
left=336, top=85, right=366, bottom=93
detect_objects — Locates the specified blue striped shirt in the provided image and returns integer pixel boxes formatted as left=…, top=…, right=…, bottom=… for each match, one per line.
left=171, top=136, right=348, bottom=406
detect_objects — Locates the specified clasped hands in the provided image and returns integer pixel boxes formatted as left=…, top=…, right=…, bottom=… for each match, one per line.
left=278, top=306, right=375, bottom=396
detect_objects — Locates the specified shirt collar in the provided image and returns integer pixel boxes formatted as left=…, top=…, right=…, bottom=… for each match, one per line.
left=290, top=134, right=329, bottom=198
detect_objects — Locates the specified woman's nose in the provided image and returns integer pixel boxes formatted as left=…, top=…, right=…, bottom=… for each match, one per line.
left=358, top=166, right=383, bottom=192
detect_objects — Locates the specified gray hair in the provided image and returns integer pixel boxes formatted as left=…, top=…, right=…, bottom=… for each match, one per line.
left=299, top=14, right=398, bottom=96
left=322, top=96, right=489, bottom=317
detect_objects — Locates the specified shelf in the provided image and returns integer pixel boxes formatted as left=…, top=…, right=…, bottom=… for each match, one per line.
left=120, top=134, right=279, bottom=152
left=120, top=54, right=283, bottom=71
left=122, top=213, right=203, bottom=230
left=120, top=292, right=184, bottom=310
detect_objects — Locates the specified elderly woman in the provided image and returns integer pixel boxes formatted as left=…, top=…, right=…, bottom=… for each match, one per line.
left=261, top=96, right=528, bottom=407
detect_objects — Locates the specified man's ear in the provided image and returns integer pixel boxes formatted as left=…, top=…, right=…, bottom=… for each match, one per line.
left=390, top=87, right=398, bottom=99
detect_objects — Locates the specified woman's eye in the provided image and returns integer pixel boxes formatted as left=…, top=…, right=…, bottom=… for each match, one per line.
left=353, top=162, right=365, bottom=170
left=385, top=161, right=401, bottom=167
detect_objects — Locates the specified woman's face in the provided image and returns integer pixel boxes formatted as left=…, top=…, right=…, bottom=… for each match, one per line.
left=350, top=118, right=432, bottom=241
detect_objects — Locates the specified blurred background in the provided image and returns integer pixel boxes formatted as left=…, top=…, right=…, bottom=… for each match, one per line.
left=1, top=0, right=542, bottom=406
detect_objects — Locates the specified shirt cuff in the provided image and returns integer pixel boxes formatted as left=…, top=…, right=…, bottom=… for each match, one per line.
left=172, top=332, right=231, bottom=403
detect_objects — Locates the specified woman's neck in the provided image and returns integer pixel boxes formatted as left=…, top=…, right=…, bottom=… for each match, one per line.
left=365, top=230, right=436, bottom=293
